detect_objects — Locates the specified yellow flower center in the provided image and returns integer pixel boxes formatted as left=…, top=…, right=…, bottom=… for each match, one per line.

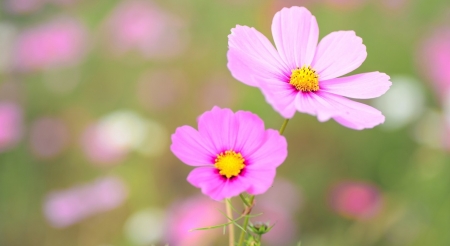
left=289, top=66, right=319, bottom=92
left=214, top=150, right=245, bottom=179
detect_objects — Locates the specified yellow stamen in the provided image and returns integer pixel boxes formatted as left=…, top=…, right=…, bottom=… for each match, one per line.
left=289, top=66, right=319, bottom=92
left=214, top=150, right=245, bottom=179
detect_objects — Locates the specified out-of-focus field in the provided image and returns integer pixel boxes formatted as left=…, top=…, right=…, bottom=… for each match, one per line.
left=1, top=0, right=450, bottom=245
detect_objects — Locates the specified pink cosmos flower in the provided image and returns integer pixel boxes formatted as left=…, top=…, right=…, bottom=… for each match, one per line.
left=227, top=6, right=392, bottom=130
left=14, top=17, right=87, bottom=71
left=329, top=181, right=383, bottom=220
left=171, top=107, right=287, bottom=201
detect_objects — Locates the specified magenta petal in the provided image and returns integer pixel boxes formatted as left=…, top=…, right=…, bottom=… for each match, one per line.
left=320, top=72, right=392, bottom=99
left=243, top=168, right=277, bottom=195
left=233, top=110, right=266, bottom=154
left=272, top=6, right=319, bottom=68
left=312, top=31, right=367, bottom=80
left=188, top=167, right=249, bottom=201
left=170, top=126, right=215, bottom=166
left=246, top=129, right=287, bottom=169
left=227, top=25, right=288, bottom=87
left=197, top=107, right=239, bottom=153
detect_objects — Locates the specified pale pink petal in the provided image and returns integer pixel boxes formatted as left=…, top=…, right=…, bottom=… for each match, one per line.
left=259, top=78, right=298, bottom=119
left=170, top=126, right=215, bottom=166
left=197, top=106, right=238, bottom=153
left=294, top=92, right=385, bottom=130
left=227, top=25, right=288, bottom=87
left=320, top=72, right=392, bottom=99
left=272, top=6, right=319, bottom=68
left=312, top=31, right=367, bottom=80
left=318, top=92, right=385, bottom=130
left=187, top=167, right=250, bottom=201
left=242, top=168, right=277, bottom=195
left=246, top=129, right=287, bottom=169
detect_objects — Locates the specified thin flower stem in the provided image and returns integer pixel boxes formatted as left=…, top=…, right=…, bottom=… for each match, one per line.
left=226, top=199, right=235, bottom=246
left=237, top=195, right=255, bottom=246
left=279, top=119, right=290, bottom=135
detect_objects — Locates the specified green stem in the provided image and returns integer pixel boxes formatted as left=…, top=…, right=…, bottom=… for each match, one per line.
left=279, top=119, right=290, bottom=135
left=226, top=199, right=235, bottom=246
left=237, top=195, right=255, bottom=246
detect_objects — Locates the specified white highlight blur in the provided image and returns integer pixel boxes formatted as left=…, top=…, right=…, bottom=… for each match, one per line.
left=373, top=75, right=425, bottom=130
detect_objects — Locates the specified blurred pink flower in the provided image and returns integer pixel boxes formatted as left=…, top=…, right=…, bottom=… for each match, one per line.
left=198, top=74, right=238, bottom=111
left=329, top=181, right=383, bottom=220
left=44, top=176, right=128, bottom=228
left=251, top=179, right=302, bottom=245
left=137, top=70, right=186, bottom=111
left=29, top=117, right=69, bottom=159
left=104, top=0, right=188, bottom=59
left=324, top=0, right=367, bottom=10
left=419, top=27, right=450, bottom=102
left=0, top=102, right=23, bottom=152
left=81, top=123, right=128, bottom=166
left=14, top=17, right=87, bottom=71
left=165, top=196, right=225, bottom=246
left=4, top=0, right=76, bottom=14
left=171, top=107, right=288, bottom=201
left=4, top=0, right=43, bottom=14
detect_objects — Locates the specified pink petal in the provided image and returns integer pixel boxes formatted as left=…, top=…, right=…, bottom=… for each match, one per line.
left=312, top=31, right=367, bottom=80
left=294, top=92, right=385, bottom=130
left=171, top=126, right=216, bottom=166
left=242, top=168, right=277, bottom=195
left=272, top=6, right=319, bottom=68
left=246, top=129, right=288, bottom=169
left=320, top=72, right=392, bottom=99
left=187, top=167, right=250, bottom=201
left=259, top=77, right=298, bottom=119
left=233, top=110, right=266, bottom=155
left=197, top=107, right=239, bottom=153
left=227, top=25, right=288, bottom=87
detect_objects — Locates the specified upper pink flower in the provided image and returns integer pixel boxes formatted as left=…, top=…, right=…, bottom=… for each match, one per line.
left=170, top=107, right=287, bottom=201
left=227, top=6, right=392, bottom=130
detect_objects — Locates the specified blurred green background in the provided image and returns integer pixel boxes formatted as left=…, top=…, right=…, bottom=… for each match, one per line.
left=1, top=0, right=450, bottom=245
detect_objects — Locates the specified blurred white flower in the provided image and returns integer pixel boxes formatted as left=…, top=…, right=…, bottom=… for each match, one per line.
left=124, top=208, right=166, bottom=245
left=373, top=75, right=425, bottom=130
left=82, top=110, right=168, bottom=165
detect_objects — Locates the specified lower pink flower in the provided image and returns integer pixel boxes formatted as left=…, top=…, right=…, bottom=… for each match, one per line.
left=329, top=181, right=383, bottom=220
left=171, top=107, right=288, bottom=201
left=44, top=176, right=128, bottom=228
left=0, top=102, right=23, bottom=152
